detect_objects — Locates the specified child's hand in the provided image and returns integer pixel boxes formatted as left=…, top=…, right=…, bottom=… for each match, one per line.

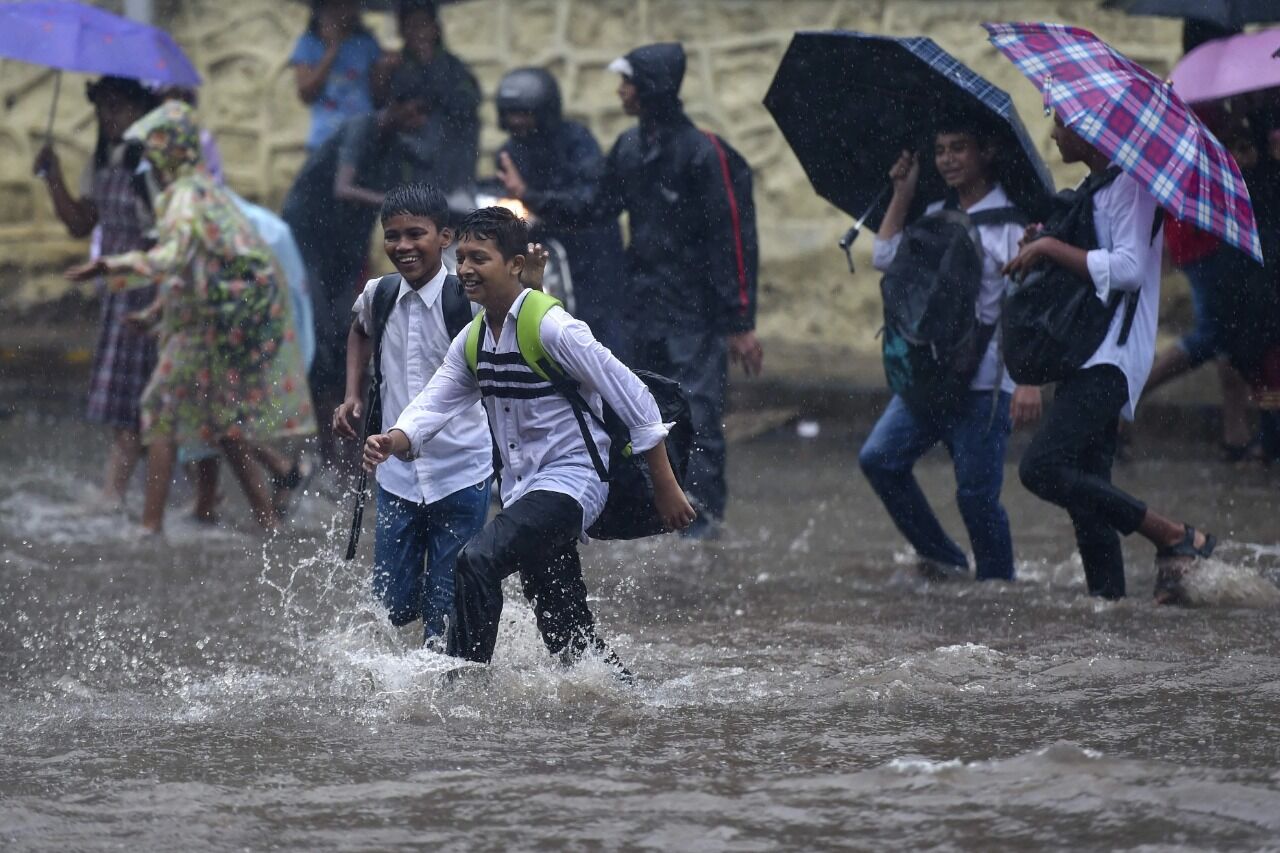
left=888, top=149, right=919, bottom=196
left=520, top=242, right=549, bottom=290
left=1001, top=237, right=1053, bottom=278
left=654, top=480, right=697, bottom=532
left=33, top=144, right=61, bottom=180
left=362, top=431, right=407, bottom=471
left=1010, top=385, right=1043, bottom=429
left=333, top=396, right=363, bottom=440
left=65, top=259, right=107, bottom=282
left=1018, top=223, right=1043, bottom=248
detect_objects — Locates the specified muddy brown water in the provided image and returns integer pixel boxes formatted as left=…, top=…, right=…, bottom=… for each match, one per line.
left=2, top=410, right=1280, bottom=851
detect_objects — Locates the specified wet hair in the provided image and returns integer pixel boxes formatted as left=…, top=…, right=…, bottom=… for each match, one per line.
left=933, top=114, right=999, bottom=150
left=380, top=182, right=449, bottom=228
left=305, top=0, right=371, bottom=38
left=85, top=76, right=161, bottom=170
left=456, top=206, right=528, bottom=261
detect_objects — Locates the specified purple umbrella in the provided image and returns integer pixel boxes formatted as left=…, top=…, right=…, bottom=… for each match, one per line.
left=1171, top=28, right=1280, bottom=104
left=0, top=1, right=200, bottom=140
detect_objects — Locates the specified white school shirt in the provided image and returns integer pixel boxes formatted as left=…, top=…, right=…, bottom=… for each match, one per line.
left=392, top=288, right=669, bottom=532
left=872, top=184, right=1021, bottom=393
left=1080, top=170, right=1163, bottom=422
left=351, top=265, right=492, bottom=504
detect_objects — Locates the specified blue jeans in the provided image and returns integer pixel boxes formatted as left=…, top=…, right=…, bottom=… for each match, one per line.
left=858, top=392, right=1015, bottom=581
left=373, top=481, right=491, bottom=640
left=1178, top=250, right=1228, bottom=368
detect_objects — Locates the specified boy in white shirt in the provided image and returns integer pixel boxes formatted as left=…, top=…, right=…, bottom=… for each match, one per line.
left=362, top=207, right=694, bottom=673
left=861, top=122, right=1042, bottom=583
left=333, top=184, right=492, bottom=646
left=1007, top=115, right=1216, bottom=603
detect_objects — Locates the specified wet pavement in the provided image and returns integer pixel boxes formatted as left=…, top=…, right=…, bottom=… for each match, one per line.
left=2, top=408, right=1280, bottom=851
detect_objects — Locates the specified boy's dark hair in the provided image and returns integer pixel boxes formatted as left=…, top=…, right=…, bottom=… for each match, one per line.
left=933, top=113, right=999, bottom=149
left=380, top=182, right=449, bottom=228
left=398, top=0, right=439, bottom=24
left=456, top=206, right=528, bottom=261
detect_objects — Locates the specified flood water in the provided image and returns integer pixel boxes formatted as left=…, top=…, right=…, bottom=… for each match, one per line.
left=3, top=409, right=1280, bottom=851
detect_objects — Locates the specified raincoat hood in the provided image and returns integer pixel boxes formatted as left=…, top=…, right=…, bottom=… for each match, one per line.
left=125, top=100, right=203, bottom=181
left=614, top=42, right=685, bottom=101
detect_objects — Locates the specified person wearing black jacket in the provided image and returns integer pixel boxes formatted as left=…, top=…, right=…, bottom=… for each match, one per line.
left=497, top=42, right=763, bottom=539
left=492, top=67, right=627, bottom=353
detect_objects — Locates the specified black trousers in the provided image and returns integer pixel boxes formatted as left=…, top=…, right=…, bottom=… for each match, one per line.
left=632, top=330, right=729, bottom=521
left=1019, top=365, right=1148, bottom=599
left=447, top=489, right=616, bottom=666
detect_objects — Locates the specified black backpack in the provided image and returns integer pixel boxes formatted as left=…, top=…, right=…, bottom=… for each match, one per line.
left=880, top=204, right=1026, bottom=415
left=1001, top=167, right=1153, bottom=386
left=704, top=132, right=759, bottom=325
left=363, top=272, right=473, bottom=436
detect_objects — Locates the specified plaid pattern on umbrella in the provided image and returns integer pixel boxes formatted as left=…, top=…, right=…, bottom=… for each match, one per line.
left=985, top=21, right=1262, bottom=262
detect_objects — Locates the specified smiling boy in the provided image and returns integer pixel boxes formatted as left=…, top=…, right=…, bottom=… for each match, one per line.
left=334, top=183, right=492, bottom=646
left=362, top=206, right=694, bottom=673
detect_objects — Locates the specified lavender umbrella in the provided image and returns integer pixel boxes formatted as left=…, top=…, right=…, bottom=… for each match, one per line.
left=0, top=1, right=200, bottom=140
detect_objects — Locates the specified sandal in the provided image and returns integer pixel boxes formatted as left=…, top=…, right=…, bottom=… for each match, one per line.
left=1155, top=524, right=1217, bottom=561
left=271, top=456, right=314, bottom=517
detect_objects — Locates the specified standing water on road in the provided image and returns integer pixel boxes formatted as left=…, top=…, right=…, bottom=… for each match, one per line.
left=3, top=412, right=1280, bottom=850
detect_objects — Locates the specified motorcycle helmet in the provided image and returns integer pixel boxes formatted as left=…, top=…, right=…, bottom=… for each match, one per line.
left=496, top=67, right=562, bottom=133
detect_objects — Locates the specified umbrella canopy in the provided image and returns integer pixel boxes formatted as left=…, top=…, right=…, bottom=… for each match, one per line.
left=763, top=30, right=1055, bottom=230
left=985, top=21, right=1262, bottom=262
left=1170, top=28, right=1280, bottom=103
left=0, top=1, right=200, bottom=86
left=1103, top=0, right=1280, bottom=29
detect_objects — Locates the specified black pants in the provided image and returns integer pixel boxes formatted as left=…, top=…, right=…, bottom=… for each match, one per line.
left=447, top=490, right=617, bottom=666
left=1019, top=365, right=1148, bottom=599
left=632, top=331, right=729, bottom=521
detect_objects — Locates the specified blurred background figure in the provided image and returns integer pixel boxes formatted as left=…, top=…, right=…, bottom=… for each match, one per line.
left=374, top=0, right=481, bottom=200
left=290, top=0, right=382, bottom=152
left=65, top=102, right=315, bottom=536
left=281, top=73, right=431, bottom=468
left=32, top=75, right=161, bottom=513
left=494, top=67, right=626, bottom=353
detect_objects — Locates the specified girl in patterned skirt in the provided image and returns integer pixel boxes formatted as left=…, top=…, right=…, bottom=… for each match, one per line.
left=33, top=76, right=160, bottom=511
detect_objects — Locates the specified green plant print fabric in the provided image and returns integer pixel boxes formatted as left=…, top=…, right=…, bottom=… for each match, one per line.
left=101, top=102, right=316, bottom=445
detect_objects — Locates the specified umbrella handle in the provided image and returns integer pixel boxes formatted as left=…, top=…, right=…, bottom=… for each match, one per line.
left=35, top=71, right=62, bottom=180
left=837, top=184, right=893, bottom=274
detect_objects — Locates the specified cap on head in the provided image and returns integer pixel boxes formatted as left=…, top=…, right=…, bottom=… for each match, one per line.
left=609, top=42, right=685, bottom=101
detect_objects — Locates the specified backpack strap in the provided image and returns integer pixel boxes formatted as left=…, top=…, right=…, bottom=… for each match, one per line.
left=440, top=273, right=473, bottom=340
left=968, top=206, right=1029, bottom=228
left=703, top=131, right=750, bottom=317
left=464, top=290, right=614, bottom=482
left=365, top=273, right=403, bottom=435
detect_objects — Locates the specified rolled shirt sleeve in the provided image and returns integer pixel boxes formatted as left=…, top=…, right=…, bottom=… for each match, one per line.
left=542, top=309, right=669, bottom=454
left=1086, top=174, right=1158, bottom=302
left=389, top=330, right=482, bottom=458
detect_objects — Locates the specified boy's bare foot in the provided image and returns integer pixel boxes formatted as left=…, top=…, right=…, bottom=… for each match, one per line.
left=72, top=489, right=125, bottom=516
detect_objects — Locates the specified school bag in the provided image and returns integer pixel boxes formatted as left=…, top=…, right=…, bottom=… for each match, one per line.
left=879, top=202, right=1027, bottom=416
left=364, top=272, right=473, bottom=435
left=704, top=132, right=759, bottom=324
left=463, top=290, right=693, bottom=541
left=1001, top=167, right=1156, bottom=385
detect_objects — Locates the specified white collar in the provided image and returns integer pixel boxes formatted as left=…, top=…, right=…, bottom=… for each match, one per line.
left=397, top=263, right=448, bottom=308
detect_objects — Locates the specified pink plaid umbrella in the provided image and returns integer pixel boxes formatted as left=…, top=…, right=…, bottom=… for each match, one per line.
left=984, top=21, right=1262, bottom=262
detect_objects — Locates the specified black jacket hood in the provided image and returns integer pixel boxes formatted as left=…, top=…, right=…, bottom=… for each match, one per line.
left=623, top=42, right=686, bottom=101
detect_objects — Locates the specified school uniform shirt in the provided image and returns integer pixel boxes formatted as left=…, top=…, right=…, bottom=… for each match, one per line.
left=1080, top=170, right=1164, bottom=422
left=351, top=265, right=492, bottom=505
left=392, top=288, right=669, bottom=532
left=872, top=184, right=1021, bottom=393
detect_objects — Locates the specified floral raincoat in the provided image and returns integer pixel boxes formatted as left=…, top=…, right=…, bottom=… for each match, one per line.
left=101, top=102, right=315, bottom=444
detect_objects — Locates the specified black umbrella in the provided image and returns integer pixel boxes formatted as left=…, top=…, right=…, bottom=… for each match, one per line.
left=764, top=30, right=1055, bottom=248
left=1103, top=0, right=1280, bottom=29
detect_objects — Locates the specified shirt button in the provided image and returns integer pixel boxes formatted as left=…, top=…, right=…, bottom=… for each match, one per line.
left=508, top=443, right=516, bottom=449
left=516, top=475, right=523, bottom=481
left=504, top=406, right=510, bottom=412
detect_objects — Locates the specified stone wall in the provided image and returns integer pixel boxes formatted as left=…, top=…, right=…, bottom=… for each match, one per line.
left=0, top=0, right=1184, bottom=345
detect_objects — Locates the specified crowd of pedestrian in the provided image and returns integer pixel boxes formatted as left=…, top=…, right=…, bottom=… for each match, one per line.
left=27, top=1, right=1280, bottom=676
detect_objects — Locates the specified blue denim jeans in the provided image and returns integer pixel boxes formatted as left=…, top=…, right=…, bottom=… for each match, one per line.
left=373, top=481, right=491, bottom=640
left=858, top=392, right=1015, bottom=581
